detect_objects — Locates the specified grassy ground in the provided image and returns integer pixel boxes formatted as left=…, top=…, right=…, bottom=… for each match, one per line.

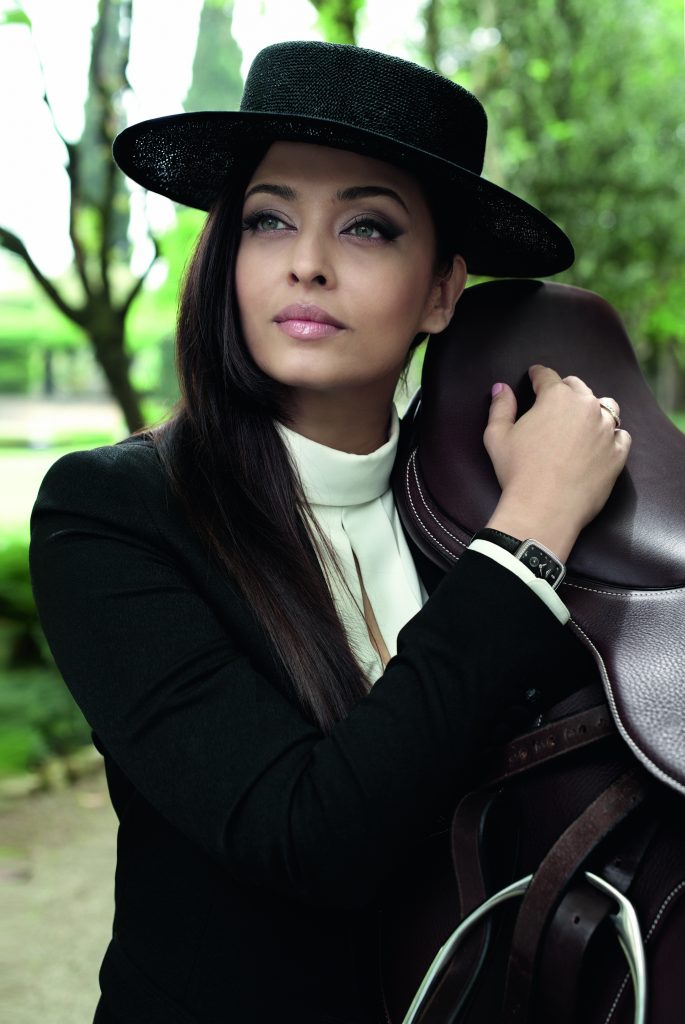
left=1, top=766, right=117, bottom=1024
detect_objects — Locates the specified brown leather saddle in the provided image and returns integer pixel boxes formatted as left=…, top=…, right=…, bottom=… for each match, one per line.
left=381, top=279, right=685, bottom=1024
left=394, top=277, right=685, bottom=797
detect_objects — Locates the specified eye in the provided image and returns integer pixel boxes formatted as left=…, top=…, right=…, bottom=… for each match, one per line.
left=343, top=216, right=400, bottom=242
left=242, top=211, right=290, bottom=233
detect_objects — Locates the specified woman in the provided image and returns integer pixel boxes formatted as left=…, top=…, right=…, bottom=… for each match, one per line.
left=29, top=41, right=630, bottom=1024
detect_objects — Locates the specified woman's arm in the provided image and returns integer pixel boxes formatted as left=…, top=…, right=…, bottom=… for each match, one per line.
left=29, top=441, right=589, bottom=910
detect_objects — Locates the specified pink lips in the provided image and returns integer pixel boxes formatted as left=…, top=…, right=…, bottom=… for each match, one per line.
left=274, top=304, right=346, bottom=340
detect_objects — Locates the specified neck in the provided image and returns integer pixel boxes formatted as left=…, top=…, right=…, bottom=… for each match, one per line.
left=285, top=384, right=397, bottom=454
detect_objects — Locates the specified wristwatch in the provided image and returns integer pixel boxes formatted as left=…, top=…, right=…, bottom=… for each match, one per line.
left=471, top=528, right=566, bottom=591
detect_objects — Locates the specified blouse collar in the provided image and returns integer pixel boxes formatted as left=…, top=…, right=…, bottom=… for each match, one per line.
left=278, top=407, right=400, bottom=507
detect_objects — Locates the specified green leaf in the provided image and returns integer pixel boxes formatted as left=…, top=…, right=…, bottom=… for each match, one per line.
left=546, top=120, right=576, bottom=142
left=527, top=57, right=551, bottom=82
left=0, top=8, right=31, bottom=28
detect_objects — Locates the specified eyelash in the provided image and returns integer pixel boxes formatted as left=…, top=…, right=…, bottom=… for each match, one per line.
left=241, top=210, right=400, bottom=242
left=241, top=211, right=289, bottom=233
left=346, top=215, right=400, bottom=242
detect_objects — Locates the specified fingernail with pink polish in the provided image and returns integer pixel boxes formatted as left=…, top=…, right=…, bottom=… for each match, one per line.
left=491, top=382, right=505, bottom=397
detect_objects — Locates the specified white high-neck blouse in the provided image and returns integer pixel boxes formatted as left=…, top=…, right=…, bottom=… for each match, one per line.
left=278, top=408, right=425, bottom=684
left=278, top=407, right=569, bottom=685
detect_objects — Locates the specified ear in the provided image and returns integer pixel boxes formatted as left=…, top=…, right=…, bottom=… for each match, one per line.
left=419, top=254, right=467, bottom=334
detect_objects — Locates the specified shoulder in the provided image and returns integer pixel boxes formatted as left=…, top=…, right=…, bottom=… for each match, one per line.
left=38, top=434, right=161, bottom=481
left=33, top=436, right=169, bottom=515
left=30, top=437, right=188, bottom=564
left=29, top=434, right=211, bottom=599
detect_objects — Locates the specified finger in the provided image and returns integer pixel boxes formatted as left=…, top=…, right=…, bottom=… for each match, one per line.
left=561, top=374, right=594, bottom=395
left=599, top=407, right=621, bottom=431
left=485, top=381, right=517, bottom=435
left=598, top=396, right=621, bottom=419
left=528, top=364, right=563, bottom=394
left=613, top=428, right=632, bottom=453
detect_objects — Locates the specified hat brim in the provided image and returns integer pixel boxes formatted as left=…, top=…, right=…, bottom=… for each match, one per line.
left=113, top=110, right=574, bottom=278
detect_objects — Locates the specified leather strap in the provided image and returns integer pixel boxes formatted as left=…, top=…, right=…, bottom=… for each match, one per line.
left=533, top=811, right=658, bottom=1024
left=471, top=528, right=521, bottom=553
left=410, top=788, right=501, bottom=1023
left=413, top=712, right=618, bottom=1024
left=451, top=787, right=499, bottom=918
left=412, top=707, right=617, bottom=1023
left=479, top=705, right=616, bottom=788
left=535, top=880, right=615, bottom=1024
left=501, top=768, right=649, bottom=1023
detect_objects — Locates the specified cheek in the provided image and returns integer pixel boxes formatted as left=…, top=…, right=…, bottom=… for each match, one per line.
left=234, top=248, right=251, bottom=317
left=234, top=248, right=264, bottom=343
left=378, top=263, right=435, bottom=330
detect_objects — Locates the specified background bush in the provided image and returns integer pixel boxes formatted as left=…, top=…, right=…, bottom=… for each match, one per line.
left=0, top=535, right=91, bottom=779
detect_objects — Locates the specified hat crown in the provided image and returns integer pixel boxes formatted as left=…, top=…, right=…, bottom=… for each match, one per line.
left=240, top=41, right=487, bottom=175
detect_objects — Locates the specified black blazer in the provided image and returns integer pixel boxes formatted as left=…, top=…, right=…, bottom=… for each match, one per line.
left=29, top=434, right=595, bottom=1023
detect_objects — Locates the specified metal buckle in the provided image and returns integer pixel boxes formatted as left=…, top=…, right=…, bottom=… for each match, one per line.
left=401, top=871, right=646, bottom=1024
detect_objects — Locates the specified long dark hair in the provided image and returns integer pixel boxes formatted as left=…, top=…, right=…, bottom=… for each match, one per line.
left=147, top=147, right=371, bottom=732
left=145, top=147, right=454, bottom=733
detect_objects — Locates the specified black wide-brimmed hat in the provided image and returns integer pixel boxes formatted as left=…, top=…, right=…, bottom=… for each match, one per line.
left=113, top=41, right=574, bottom=277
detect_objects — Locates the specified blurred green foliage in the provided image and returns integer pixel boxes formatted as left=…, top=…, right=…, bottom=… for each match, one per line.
left=0, top=534, right=43, bottom=666
left=0, top=668, right=92, bottom=777
left=423, top=0, right=685, bottom=408
left=0, top=534, right=91, bottom=778
left=310, top=0, right=364, bottom=43
left=185, top=0, right=243, bottom=110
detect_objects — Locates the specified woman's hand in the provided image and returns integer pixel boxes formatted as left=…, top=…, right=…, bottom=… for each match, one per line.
left=483, top=365, right=632, bottom=562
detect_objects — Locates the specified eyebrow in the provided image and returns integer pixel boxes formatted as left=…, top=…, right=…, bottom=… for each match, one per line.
left=337, top=186, right=409, bottom=213
left=244, top=182, right=409, bottom=213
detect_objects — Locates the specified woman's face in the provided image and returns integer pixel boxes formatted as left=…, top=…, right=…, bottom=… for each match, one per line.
left=235, top=142, right=466, bottom=407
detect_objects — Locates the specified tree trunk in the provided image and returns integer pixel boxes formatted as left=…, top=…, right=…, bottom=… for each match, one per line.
left=310, top=0, right=362, bottom=45
left=43, top=350, right=56, bottom=396
left=88, top=322, right=145, bottom=433
left=655, top=339, right=685, bottom=415
left=422, top=0, right=441, bottom=71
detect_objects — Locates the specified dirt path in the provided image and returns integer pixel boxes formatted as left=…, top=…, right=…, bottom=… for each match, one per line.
left=1, top=767, right=117, bottom=1024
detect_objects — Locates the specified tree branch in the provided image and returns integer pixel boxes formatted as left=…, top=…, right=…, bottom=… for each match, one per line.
left=90, top=0, right=112, bottom=300
left=35, top=51, right=71, bottom=153
left=65, top=144, right=93, bottom=298
left=22, top=4, right=93, bottom=298
left=422, top=0, right=441, bottom=72
left=0, top=226, right=85, bottom=327
left=92, top=0, right=133, bottom=302
left=309, top=0, right=362, bottom=45
left=119, top=236, right=160, bottom=319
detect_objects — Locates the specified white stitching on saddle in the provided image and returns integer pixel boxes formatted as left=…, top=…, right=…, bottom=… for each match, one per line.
left=645, top=879, right=685, bottom=939
left=569, top=621, right=684, bottom=797
left=405, top=451, right=683, bottom=597
left=603, top=879, right=685, bottom=1024
left=405, top=450, right=466, bottom=556
left=403, top=454, right=454, bottom=559
left=566, top=581, right=683, bottom=598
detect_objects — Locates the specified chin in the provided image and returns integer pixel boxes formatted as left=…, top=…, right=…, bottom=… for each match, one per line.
left=256, top=359, right=361, bottom=392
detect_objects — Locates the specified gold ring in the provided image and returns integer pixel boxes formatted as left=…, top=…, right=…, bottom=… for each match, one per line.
left=599, top=401, right=621, bottom=429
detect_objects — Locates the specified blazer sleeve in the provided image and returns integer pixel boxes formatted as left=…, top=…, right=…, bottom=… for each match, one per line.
left=29, top=442, right=588, bottom=910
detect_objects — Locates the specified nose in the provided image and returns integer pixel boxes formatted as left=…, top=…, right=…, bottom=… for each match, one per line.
left=288, top=228, right=334, bottom=288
